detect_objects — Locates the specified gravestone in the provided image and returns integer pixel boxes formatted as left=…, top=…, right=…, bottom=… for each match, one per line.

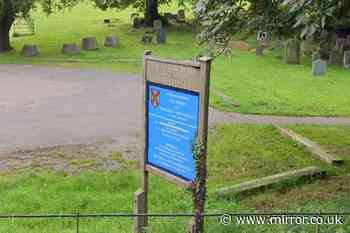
left=133, top=17, right=142, bottom=29
left=142, top=35, right=153, bottom=44
left=344, top=50, right=350, bottom=69
left=105, top=36, right=118, bottom=47
left=336, top=38, right=346, bottom=51
left=21, top=44, right=39, bottom=57
left=284, top=38, right=301, bottom=64
left=81, top=37, right=98, bottom=50
left=153, top=20, right=162, bottom=31
left=275, top=39, right=284, bottom=50
left=329, top=49, right=343, bottom=65
left=312, top=51, right=321, bottom=62
left=156, top=28, right=166, bottom=44
left=301, top=38, right=317, bottom=56
left=62, top=43, right=80, bottom=54
left=312, top=60, right=327, bottom=76
left=256, top=46, right=264, bottom=56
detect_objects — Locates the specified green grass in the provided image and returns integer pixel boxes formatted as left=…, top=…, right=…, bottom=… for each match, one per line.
left=0, top=124, right=349, bottom=232
left=0, top=3, right=349, bottom=116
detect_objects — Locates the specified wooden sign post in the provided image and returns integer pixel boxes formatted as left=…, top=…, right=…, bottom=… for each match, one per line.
left=134, top=51, right=212, bottom=233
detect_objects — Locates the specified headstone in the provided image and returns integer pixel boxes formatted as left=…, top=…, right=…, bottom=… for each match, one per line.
left=62, top=43, right=80, bottom=54
left=275, top=39, right=284, bottom=50
left=142, top=35, right=153, bottom=44
left=256, top=46, right=264, bottom=56
left=284, top=38, right=301, bottom=64
left=344, top=50, right=350, bottom=69
left=335, top=38, right=346, bottom=51
left=104, top=36, right=118, bottom=47
left=312, top=60, right=327, bottom=76
left=21, top=44, right=39, bottom=57
left=301, top=38, right=317, bottom=56
left=153, top=20, right=163, bottom=31
left=312, top=52, right=321, bottom=62
left=133, top=17, right=142, bottom=29
left=329, top=49, right=343, bottom=65
left=81, top=37, right=98, bottom=50
left=156, top=27, right=166, bottom=44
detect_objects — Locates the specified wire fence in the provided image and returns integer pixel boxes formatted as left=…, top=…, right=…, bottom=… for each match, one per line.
left=0, top=212, right=348, bottom=233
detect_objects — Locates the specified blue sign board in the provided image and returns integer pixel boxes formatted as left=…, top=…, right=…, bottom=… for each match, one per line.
left=147, top=82, right=199, bottom=182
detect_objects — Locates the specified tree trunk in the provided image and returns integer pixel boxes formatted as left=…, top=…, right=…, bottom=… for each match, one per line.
left=144, top=0, right=159, bottom=27
left=0, top=15, right=14, bottom=53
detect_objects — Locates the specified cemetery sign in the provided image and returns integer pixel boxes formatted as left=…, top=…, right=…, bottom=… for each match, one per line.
left=134, top=51, right=212, bottom=233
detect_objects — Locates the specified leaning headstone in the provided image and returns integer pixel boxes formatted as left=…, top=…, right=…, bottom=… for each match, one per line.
left=133, top=17, right=142, bottom=29
left=142, top=35, right=153, bottom=44
left=284, top=38, right=301, bottom=64
left=153, top=20, right=162, bottom=31
left=344, top=50, right=350, bottom=69
left=312, top=60, right=327, bottom=76
left=104, top=36, right=118, bottom=47
left=156, top=27, right=166, bottom=44
left=21, top=44, right=39, bottom=57
left=312, top=52, right=321, bottom=62
left=256, top=46, right=264, bottom=56
left=81, top=37, right=98, bottom=50
left=62, top=43, right=80, bottom=54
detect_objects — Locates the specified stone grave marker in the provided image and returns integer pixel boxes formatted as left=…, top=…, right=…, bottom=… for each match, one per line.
left=142, top=35, right=153, bottom=44
left=21, top=44, right=39, bottom=57
left=81, top=37, right=98, bottom=50
left=284, top=38, right=301, bottom=64
left=312, top=60, right=327, bottom=76
left=133, top=17, right=142, bottom=29
left=256, top=46, right=264, bottom=56
left=156, top=27, right=166, bottom=44
left=344, top=50, right=350, bottom=69
left=105, top=36, right=118, bottom=47
left=62, top=43, right=80, bottom=54
left=329, top=49, right=343, bottom=65
left=153, top=20, right=162, bottom=31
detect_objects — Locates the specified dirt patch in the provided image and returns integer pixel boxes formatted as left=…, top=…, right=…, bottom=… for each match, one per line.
left=0, top=140, right=142, bottom=175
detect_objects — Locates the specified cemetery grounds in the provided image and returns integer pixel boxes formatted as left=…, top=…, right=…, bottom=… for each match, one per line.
left=0, top=2, right=349, bottom=233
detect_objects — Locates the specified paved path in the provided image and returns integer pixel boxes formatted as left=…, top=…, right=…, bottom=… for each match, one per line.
left=1, top=65, right=349, bottom=153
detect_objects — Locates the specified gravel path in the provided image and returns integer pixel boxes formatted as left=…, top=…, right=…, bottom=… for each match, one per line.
left=1, top=64, right=349, bottom=154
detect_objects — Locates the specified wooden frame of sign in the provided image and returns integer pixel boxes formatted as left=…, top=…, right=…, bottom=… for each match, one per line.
left=134, top=51, right=212, bottom=233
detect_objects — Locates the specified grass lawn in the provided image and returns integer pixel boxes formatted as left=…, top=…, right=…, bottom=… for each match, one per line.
left=0, top=3, right=349, bottom=117
left=0, top=124, right=349, bottom=232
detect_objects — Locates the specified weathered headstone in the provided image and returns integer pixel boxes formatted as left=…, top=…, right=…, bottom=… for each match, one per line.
left=312, top=52, right=321, bottom=62
left=329, top=49, right=343, bottom=65
left=156, top=28, right=166, bottom=44
left=344, top=50, right=350, bottom=69
left=81, top=37, right=98, bottom=50
left=335, top=38, right=346, bottom=51
left=275, top=39, right=284, bottom=50
left=256, top=46, right=264, bottom=56
left=312, top=60, right=327, bottom=76
left=21, top=44, right=39, bottom=57
left=62, top=43, right=80, bottom=54
left=133, top=17, right=142, bottom=29
left=284, top=38, right=301, bottom=64
left=142, top=35, right=153, bottom=44
left=105, top=36, right=118, bottom=47
left=153, top=20, right=162, bottom=31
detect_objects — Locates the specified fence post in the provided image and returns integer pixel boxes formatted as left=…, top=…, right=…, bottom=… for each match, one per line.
left=134, top=189, right=147, bottom=233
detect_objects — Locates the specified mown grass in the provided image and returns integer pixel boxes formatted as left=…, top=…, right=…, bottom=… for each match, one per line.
left=0, top=124, right=349, bottom=232
left=0, top=3, right=349, bottom=116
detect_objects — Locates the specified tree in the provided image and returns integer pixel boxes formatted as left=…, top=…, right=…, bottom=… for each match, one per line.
left=194, top=0, right=350, bottom=54
left=94, top=0, right=182, bottom=27
left=0, top=0, right=81, bottom=53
